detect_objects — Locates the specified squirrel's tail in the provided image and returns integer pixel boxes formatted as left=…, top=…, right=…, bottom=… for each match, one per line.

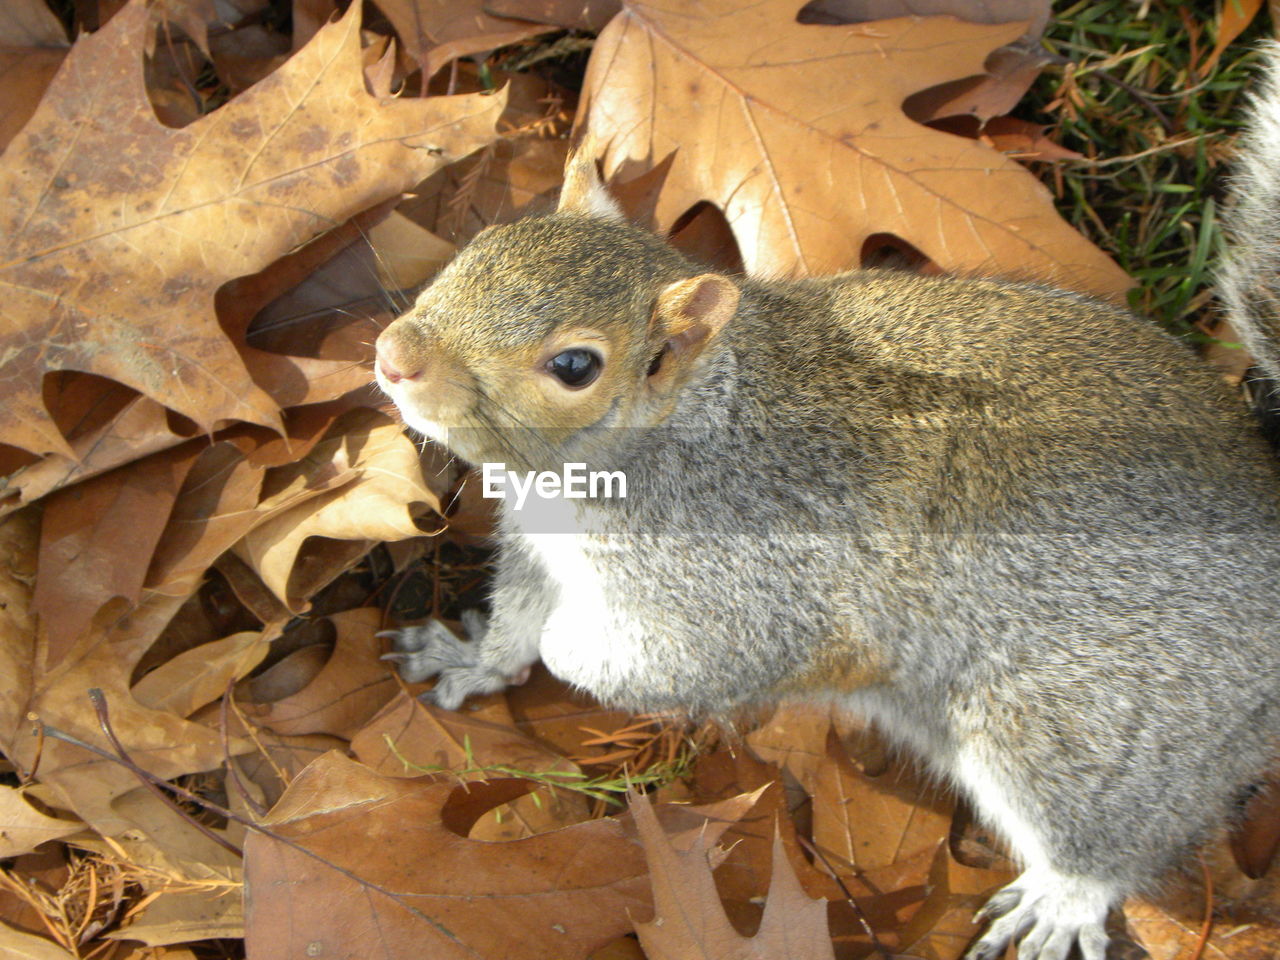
left=1219, top=41, right=1280, bottom=422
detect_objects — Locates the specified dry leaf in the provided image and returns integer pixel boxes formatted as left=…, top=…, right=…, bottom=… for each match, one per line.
left=749, top=705, right=954, bottom=872
left=979, top=115, right=1085, bottom=161
left=243, top=751, right=653, bottom=959
left=0, top=0, right=68, bottom=150
left=1202, top=0, right=1264, bottom=76
left=131, top=629, right=273, bottom=716
left=32, top=441, right=201, bottom=661
left=231, top=411, right=442, bottom=610
left=114, top=947, right=199, bottom=960
left=104, top=887, right=244, bottom=947
left=0, top=0, right=504, bottom=459
left=0, top=922, right=78, bottom=960
left=485, top=0, right=621, bottom=33
left=505, top=665, right=637, bottom=760
left=581, top=0, right=1128, bottom=296
left=376, top=0, right=553, bottom=81
left=630, top=790, right=835, bottom=960
left=237, top=608, right=397, bottom=739
left=800, top=0, right=1048, bottom=36
left=0, top=786, right=83, bottom=858
left=695, top=748, right=842, bottom=890
left=93, top=782, right=241, bottom=883
left=352, top=687, right=592, bottom=839
left=0, top=446, right=268, bottom=836
left=894, top=841, right=1008, bottom=960
left=0, top=0, right=68, bottom=45
left=802, top=0, right=1053, bottom=121
left=1121, top=857, right=1280, bottom=960
left=2, top=383, right=193, bottom=514
left=352, top=688, right=571, bottom=778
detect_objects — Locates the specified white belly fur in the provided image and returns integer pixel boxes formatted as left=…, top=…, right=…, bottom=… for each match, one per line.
left=520, top=527, right=647, bottom=694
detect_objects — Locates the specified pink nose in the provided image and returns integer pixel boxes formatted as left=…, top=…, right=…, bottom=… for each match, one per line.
left=375, top=339, right=421, bottom=384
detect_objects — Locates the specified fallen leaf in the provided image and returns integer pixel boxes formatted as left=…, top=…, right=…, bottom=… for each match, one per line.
left=485, top=0, right=621, bottom=32
left=236, top=609, right=396, bottom=739
left=1, top=383, right=194, bottom=514
left=207, top=22, right=290, bottom=93
left=0, top=0, right=504, bottom=459
left=402, top=73, right=572, bottom=245
left=89, top=782, right=242, bottom=885
left=581, top=0, right=1128, bottom=296
left=505, top=665, right=637, bottom=760
left=32, top=440, right=201, bottom=662
left=1202, top=0, right=1264, bottom=76
left=799, top=0, right=1048, bottom=36
left=0, top=922, right=77, bottom=960
left=131, top=629, right=273, bottom=717
left=978, top=115, right=1085, bottom=161
left=748, top=705, right=954, bottom=872
left=802, top=0, right=1053, bottom=122
left=0, top=445, right=268, bottom=837
left=376, top=0, right=553, bottom=82
left=630, top=790, right=835, bottom=959
left=895, top=841, right=1008, bottom=960
left=243, top=751, right=652, bottom=959
left=352, top=688, right=571, bottom=779
left=232, top=411, right=442, bottom=609
left=115, top=947, right=198, bottom=960
left=1121, top=856, right=1280, bottom=960
left=0, top=785, right=83, bottom=858
left=0, top=0, right=68, bottom=45
left=104, top=887, right=244, bottom=947
left=352, top=687, right=592, bottom=839
left=0, top=0, right=67, bottom=150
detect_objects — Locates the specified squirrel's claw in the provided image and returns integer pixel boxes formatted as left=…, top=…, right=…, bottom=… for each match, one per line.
left=972, top=885, right=1023, bottom=925
left=381, top=620, right=479, bottom=683
left=379, top=616, right=516, bottom=708
left=966, top=871, right=1113, bottom=960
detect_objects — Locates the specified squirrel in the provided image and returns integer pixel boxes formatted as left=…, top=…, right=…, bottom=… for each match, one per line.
left=372, top=46, right=1280, bottom=960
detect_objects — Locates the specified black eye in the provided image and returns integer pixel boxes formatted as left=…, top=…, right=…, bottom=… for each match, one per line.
left=647, top=345, right=668, bottom=377
left=546, top=349, right=602, bottom=388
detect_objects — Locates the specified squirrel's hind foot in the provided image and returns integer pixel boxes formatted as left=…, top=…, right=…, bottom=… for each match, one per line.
left=379, top=614, right=523, bottom=709
left=966, top=869, right=1114, bottom=960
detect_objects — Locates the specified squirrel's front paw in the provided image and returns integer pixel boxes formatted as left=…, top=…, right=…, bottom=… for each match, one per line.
left=966, top=869, right=1113, bottom=960
left=379, top=620, right=478, bottom=683
left=379, top=614, right=526, bottom=709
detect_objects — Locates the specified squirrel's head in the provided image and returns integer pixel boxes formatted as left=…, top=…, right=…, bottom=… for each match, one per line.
left=374, top=141, right=740, bottom=471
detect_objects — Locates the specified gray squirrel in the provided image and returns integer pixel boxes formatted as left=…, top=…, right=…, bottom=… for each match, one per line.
left=373, top=45, right=1280, bottom=960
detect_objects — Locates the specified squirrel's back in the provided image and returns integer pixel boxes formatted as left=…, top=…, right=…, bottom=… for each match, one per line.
left=722, top=268, right=1280, bottom=537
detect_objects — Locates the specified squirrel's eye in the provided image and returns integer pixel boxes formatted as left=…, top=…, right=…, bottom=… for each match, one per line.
left=547, top=349, right=602, bottom=388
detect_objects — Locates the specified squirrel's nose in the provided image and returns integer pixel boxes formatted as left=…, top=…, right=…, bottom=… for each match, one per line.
left=375, top=337, right=422, bottom=384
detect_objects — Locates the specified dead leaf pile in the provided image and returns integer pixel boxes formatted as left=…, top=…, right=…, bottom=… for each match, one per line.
left=1, top=1, right=1276, bottom=959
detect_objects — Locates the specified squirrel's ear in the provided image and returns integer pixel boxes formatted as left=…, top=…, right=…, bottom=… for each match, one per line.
left=558, top=135, right=623, bottom=220
left=653, top=274, right=739, bottom=366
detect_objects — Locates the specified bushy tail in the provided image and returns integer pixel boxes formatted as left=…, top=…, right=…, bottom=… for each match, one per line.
left=1219, top=41, right=1280, bottom=409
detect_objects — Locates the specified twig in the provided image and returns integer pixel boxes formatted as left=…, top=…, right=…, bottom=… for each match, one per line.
left=1042, top=51, right=1173, bottom=131
left=220, top=682, right=269, bottom=819
left=1071, top=135, right=1204, bottom=169
left=795, top=832, right=893, bottom=960
left=85, top=690, right=242, bottom=858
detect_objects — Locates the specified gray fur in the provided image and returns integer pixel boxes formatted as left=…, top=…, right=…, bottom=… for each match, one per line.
left=1219, top=41, right=1280, bottom=387
left=379, top=103, right=1280, bottom=957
